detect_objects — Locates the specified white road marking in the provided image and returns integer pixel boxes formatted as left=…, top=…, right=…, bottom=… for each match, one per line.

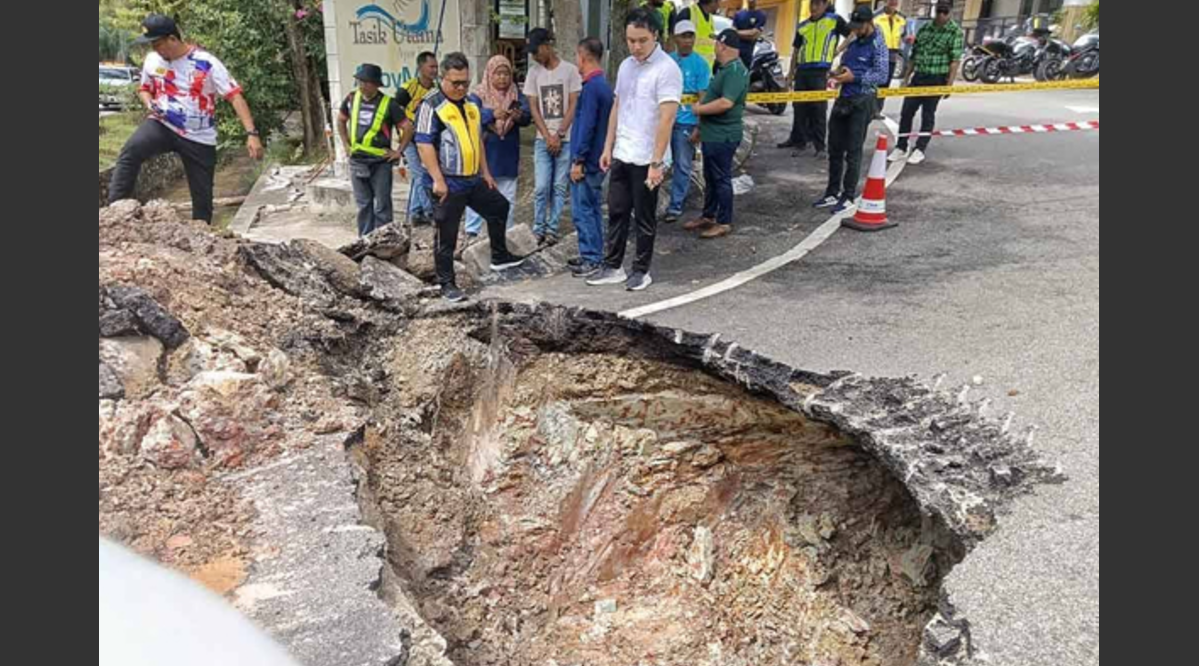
left=620, top=157, right=909, bottom=320
left=1066, top=106, right=1100, bottom=114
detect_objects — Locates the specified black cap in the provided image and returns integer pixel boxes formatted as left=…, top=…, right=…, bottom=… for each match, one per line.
left=936, top=1, right=954, bottom=13
left=134, top=14, right=181, bottom=45
left=355, top=64, right=384, bottom=85
left=716, top=29, right=742, bottom=51
left=849, top=6, right=875, bottom=29
left=526, top=28, right=554, bottom=56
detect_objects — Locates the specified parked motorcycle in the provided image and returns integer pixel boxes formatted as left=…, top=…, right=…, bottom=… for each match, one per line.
left=1065, top=31, right=1099, bottom=79
left=1033, top=36, right=1072, bottom=82
left=749, top=35, right=788, bottom=116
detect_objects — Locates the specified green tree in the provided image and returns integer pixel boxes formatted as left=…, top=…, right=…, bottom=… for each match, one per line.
left=1083, top=1, right=1100, bottom=30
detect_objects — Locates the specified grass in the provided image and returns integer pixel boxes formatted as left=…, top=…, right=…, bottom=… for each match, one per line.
left=99, top=113, right=141, bottom=170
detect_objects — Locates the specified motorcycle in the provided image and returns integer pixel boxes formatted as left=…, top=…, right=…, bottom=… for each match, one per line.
left=749, top=35, right=788, bottom=116
left=961, top=44, right=992, bottom=82
left=1033, top=36, right=1072, bottom=82
left=1065, top=32, right=1099, bottom=79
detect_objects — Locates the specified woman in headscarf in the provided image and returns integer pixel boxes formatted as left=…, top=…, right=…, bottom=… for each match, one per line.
left=466, top=55, right=532, bottom=237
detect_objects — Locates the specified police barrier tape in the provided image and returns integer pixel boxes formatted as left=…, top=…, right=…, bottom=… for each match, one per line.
left=680, top=78, right=1100, bottom=105
left=896, top=120, right=1099, bottom=139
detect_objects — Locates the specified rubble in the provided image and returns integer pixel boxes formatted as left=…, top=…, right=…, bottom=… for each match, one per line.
left=97, top=201, right=1061, bottom=666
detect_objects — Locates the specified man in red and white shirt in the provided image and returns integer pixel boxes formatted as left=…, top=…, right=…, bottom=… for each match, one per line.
left=108, top=14, right=263, bottom=223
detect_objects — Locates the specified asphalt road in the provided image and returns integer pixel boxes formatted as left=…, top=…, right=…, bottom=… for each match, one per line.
left=493, top=88, right=1100, bottom=666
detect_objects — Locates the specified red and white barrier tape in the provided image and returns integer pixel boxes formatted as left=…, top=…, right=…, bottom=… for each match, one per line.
left=895, top=120, right=1100, bottom=139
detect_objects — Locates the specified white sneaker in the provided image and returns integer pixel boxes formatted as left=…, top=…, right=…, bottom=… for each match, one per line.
left=888, top=149, right=908, bottom=163
left=908, top=150, right=927, bottom=165
left=586, top=267, right=628, bottom=287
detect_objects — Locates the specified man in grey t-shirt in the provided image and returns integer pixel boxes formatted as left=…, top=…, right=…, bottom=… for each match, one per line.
left=524, top=28, right=582, bottom=246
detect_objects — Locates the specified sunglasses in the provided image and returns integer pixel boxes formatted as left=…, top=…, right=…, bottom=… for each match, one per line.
left=445, top=79, right=471, bottom=89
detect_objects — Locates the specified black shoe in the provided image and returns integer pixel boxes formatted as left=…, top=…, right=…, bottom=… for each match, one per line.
left=813, top=146, right=827, bottom=158
left=411, top=213, right=434, bottom=227
left=490, top=252, right=527, bottom=271
left=571, top=262, right=602, bottom=279
left=441, top=285, right=468, bottom=303
left=567, top=257, right=585, bottom=268
left=778, top=140, right=806, bottom=150
left=662, top=212, right=681, bottom=225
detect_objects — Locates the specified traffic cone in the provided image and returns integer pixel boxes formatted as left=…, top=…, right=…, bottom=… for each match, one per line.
left=843, top=133, right=897, bottom=232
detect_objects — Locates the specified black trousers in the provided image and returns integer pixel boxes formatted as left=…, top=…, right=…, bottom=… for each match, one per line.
left=897, top=73, right=950, bottom=153
left=826, top=95, right=875, bottom=200
left=433, top=180, right=512, bottom=287
left=877, top=59, right=899, bottom=116
left=788, top=68, right=830, bottom=149
left=108, top=120, right=218, bottom=223
left=605, top=160, right=658, bottom=275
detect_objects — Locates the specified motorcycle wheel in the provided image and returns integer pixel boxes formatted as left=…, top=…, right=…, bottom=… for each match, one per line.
left=1036, top=58, right=1065, bottom=82
left=1074, top=52, right=1099, bottom=79
left=963, top=56, right=984, bottom=83
left=981, top=58, right=1003, bottom=85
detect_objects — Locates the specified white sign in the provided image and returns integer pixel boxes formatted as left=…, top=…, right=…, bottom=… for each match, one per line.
left=333, top=0, right=462, bottom=94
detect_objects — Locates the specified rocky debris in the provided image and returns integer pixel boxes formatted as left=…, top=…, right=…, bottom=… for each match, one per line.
left=239, top=242, right=340, bottom=307
left=920, top=599, right=975, bottom=664
left=338, top=223, right=412, bottom=262
left=360, top=256, right=427, bottom=315
left=178, top=371, right=282, bottom=469
left=259, top=349, right=292, bottom=391
left=291, top=238, right=364, bottom=297
left=100, top=284, right=190, bottom=349
left=99, top=361, right=126, bottom=400
left=140, top=414, right=202, bottom=470
left=99, top=337, right=165, bottom=399
left=687, top=526, right=717, bottom=585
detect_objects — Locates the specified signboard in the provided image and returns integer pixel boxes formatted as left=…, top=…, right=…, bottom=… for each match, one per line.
left=498, top=0, right=528, bottom=40
left=333, top=0, right=462, bottom=94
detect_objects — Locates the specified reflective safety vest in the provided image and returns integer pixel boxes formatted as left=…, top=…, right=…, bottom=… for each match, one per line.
left=349, top=90, right=393, bottom=158
left=693, top=8, right=716, bottom=65
left=402, top=77, right=434, bottom=122
left=432, top=97, right=483, bottom=178
left=875, top=12, right=908, bottom=51
left=796, top=12, right=842, bottom=69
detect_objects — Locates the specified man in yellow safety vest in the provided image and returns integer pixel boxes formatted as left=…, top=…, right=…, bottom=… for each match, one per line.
left=874, top=0, right=907, bottom=117
left=677, top=0, right=720, bottom=66
left=779, top=0, right=850, bottom=154
left=415, top=53, right=527, bottom=303
left=337, top=64, right=410, bottom=237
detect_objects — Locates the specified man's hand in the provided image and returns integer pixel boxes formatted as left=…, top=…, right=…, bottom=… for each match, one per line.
left=546, top=134, right=562, bottom=155
left=647, top=165, right=666, bottom=190
left=690, top=128, right=701, bottom=146
left=832, top=69, right=855, bottom=84
left=432, top=178, right=449, bottom=203
left=385, top=149, right=402, bottom=163
left=483, top=174, right=498, bottom=191
left=691, top=103, right=704, bottom=118
left=247, top=136, right=265, bottom=161
left=571, top=163, right=585, bottom=183
left=601, top=151, right=613, bottom=173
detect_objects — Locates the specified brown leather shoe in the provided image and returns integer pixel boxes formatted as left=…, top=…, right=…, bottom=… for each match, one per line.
left=699, top=224, right=732, bottom=240
left=683, top=217, right=715, bottom=232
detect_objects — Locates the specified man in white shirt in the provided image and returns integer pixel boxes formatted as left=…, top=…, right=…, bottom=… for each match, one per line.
left=108, top=14, right=263, bottom=224
left=587, top=8, right=684, bottom=293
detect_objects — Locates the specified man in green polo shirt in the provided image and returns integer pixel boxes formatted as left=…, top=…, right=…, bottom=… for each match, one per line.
left=686, top=29, right=749, bottom=240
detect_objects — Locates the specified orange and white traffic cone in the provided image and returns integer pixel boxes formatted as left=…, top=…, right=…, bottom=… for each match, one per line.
left=843, top=133, right=897, bottom=232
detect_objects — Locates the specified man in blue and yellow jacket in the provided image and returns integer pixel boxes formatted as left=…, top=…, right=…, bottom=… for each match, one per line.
left=415, top=53, right=526, bottom=303
left=780, top=0, right=850, bottom=154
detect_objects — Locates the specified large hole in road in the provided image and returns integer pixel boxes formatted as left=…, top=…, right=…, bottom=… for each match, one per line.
left=350, top=312, right=977, bottom=666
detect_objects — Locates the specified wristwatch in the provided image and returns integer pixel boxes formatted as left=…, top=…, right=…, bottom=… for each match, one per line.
left=650, top=162, right=667, bottom=171
left=246, top=129, right=261, bottom=137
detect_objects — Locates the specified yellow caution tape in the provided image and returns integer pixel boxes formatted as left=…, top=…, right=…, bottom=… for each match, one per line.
left=680, top=79, right=1099, bottom=105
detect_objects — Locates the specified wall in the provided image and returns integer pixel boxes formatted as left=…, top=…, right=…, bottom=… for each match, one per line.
left=98, top=154, right=184, bottom=209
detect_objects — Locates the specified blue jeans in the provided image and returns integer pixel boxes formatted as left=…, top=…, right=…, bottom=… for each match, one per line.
left=702, top=141, right=739, bottom=227
left=404, top=143, right=432, bottom=219
left=350, top=159, right=394, bottom=236
left=668, top=124, right=698, bottom=216
left=465, top=177, right=518, bottom=236
left=534, top=138, right=571, bottom=238
left=571, top=171, right=606, bottom=265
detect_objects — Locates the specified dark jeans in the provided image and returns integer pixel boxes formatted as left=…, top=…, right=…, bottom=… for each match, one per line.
left=877, top=59, right=899, bottom=116
left=350, top=159, right=394, bottom=237
left=898, top=73, right=950, bottom=153
left=826, top=95, right=875, bottom=200
left=433, top=180, right=512, bottom=287
left=788, top=68, right=830, bottom=149
left=108, top=119, right=217, bottom=223
left=702, top=142, right=739, bottom=226
left=605, top=160, right=658, bottom=275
